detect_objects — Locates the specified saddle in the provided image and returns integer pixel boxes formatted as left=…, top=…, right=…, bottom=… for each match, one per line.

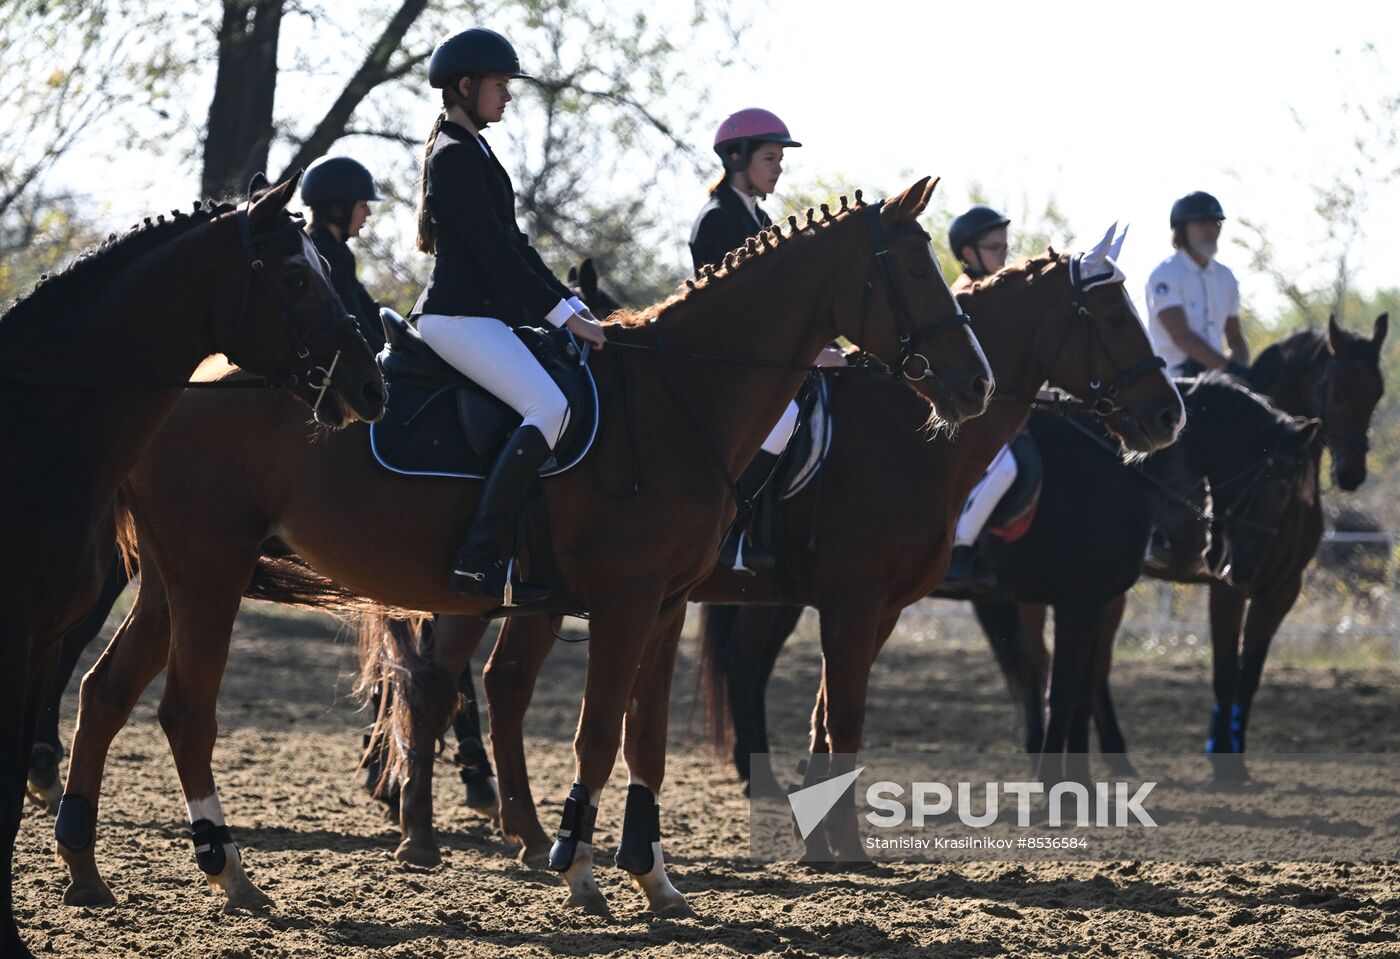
left=984, top=429, right=1043, bottom=544
left=369, top=309, right=599, bottom=479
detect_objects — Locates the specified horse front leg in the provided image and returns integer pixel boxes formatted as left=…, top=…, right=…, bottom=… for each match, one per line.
left=30, top=559, right=131, bottom=814
left=1093, top=593, right=1138, bottom=777
left=1206, top=582, right=1248, bottom=783
left=618, top=597, right=695, bottom=918
left=546, top=593, right=658, bottom=918
left=482, top=615, right=556, bottom=867
left=1234, top=571, right=1303, bottom=763
left=1039, top=600, right=1104, bottom=790
left=0, top=613, right=36, bottom=959
left=809, top=595, right=888, bottom=864
left=57, top=574, right=171, bottom=908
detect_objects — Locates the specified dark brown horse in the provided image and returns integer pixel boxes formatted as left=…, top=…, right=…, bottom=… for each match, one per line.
left=373, top=239, right=1189, bottom=867
left=1032, top=316, right=1388, bottom=781
left=0, top=174, right=385, bottom=959
left=59, top=180, right=994, bottom=919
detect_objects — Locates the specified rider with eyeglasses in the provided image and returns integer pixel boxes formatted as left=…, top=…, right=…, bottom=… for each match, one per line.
left=943, top=205, right=1016, bottom=590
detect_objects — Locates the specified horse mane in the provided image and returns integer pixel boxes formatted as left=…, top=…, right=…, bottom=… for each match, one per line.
left=2, top=201, right=236, bottom=326
left=1247, top=327, right=1328, bottom=394
left=604, top=192, right=876, bottom=330
left=962, top=248, right=1068, bottom=298
left=1182, top=370, right=1294, bottom=434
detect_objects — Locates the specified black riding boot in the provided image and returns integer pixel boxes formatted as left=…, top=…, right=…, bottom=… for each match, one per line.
left=719, top=450, right=780, bottom=573
left=451, top=424, right=552, bottom=604
left=942, top=544, right=996, bottom=592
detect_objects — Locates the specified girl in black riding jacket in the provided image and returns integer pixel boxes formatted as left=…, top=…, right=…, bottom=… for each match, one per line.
left=412, top=27, right=607, bottom=603
left=689, top=108, right=844, bottom=571
left=302, top=155, right=385, bottom=352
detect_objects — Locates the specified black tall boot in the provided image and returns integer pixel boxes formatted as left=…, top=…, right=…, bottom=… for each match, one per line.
left=451, top=424, right=552, bottom=603
left=719, top=450, right=780, bottom=573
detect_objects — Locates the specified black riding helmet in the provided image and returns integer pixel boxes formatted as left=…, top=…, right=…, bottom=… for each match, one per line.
left=949, top=205, right=1010, bottom=263
left=1170, top=191, right=1225, bottom=228
left=301, top=156, right=383, bottom=206
left=429, top=28, right=532, bottom=87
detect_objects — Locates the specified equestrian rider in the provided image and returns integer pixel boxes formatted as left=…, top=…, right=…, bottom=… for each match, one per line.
left=690, top=108, right=844, bottom=572
left=412, top=27, right=607, bottom=603
left=302, top=155, right=387, bottom=352
left=1146, top=191, right=1248, bottom=377
left=943, top=204, right=1015, bottom=590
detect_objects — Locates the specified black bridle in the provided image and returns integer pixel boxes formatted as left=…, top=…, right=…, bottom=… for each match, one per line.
left=859, top=199, right=974, bottom=383
left=1312, top=358, right=1374, bottom=461
left=1062, top=255, right=1167, bottom=417
left=0, top=208, right=356, bottom=422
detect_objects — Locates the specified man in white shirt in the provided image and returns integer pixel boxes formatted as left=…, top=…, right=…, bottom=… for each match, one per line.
left=1145, top=191, right=1249, bottom=377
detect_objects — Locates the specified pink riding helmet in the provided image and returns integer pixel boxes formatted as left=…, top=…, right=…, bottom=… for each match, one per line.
left=713, top=108, right=802, bottom=172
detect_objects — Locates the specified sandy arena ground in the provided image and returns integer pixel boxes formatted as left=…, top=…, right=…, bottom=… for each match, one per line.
left=12, top=604, right=1400, bottom=958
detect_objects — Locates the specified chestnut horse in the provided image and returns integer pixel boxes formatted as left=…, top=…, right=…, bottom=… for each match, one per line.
left=59, top=180, right=994, bottom=919
left=1016, top=316, right=1388, bottom=782
left=0, top=174, right=385, bottom=959
left=370, top=236, right=1189, bottom=866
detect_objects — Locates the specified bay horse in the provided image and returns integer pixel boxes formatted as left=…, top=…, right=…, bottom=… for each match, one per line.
left=363, top=237, right=1190, bottom=866
left=0, top=174, right=385, bottom=959
left=58, top=179, right=995, bottom=920
left=1026, top=316, right=1388, bottom=781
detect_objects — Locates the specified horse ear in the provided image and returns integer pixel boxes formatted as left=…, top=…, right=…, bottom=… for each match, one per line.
left=1082, top=221, right=1118, bottom=271
left=1373, top=312, right=1389, bottom=348
left=248, top=171, right=300, bottom=229
left=1327, top=314, right=1343, bottom=355
left=1108, top=223, right=1129, bottom=261
left=567, top=265, right=579, bottom=284
left=1287, top=416, right=1322, bottom=451
left=886, top=175, right=935, bottom=219
left=579, top=258, right=598, bottom=297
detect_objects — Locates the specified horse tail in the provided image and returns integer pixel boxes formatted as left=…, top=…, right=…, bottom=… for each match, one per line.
left=242, top=556, right=424, bottom=619
left=114, top=485, right=140, bottom=577
left=694, top=604, right=737, bottom=758
left=352, top=613, right=460, bottom=800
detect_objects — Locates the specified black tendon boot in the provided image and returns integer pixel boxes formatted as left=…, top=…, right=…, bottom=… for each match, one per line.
left=719, top=450, right=780, bottom=573
left=451, top=424, right=552, bottom=603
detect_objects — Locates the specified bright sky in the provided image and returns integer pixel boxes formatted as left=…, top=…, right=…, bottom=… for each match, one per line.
left=56, top=0, right=1400, bottom=324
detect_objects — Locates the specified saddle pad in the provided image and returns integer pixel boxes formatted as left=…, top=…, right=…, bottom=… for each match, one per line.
left=369, top=310, right=599, bottom=479
left=985, top=429, right=1043, bottom=543
left=779, top=376, right=832, bottom=499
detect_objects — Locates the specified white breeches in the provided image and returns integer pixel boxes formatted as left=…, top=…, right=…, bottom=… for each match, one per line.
left=417, top=314, right=571, bottom=450
left=955, top=443, right=1019, bottom=546
left=761, top=400, right=801, bottom=455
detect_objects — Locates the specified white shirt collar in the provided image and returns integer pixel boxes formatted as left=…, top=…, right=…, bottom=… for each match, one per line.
left=1174, top=248, right=1216, bottom=273
left=729, top=184, right=760, bottom=221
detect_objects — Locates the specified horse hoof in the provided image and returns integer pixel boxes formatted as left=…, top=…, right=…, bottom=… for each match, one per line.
left=394, top=838, right=442, bottom=869
left=565, top=889, right=612, bottom=918
left=221, top=887, right=274, bottom=913
left=518, top=844, right=551, bottom=870
left=63, top=879, right=116, bottom=908
left=651, top=897, right=697, bottom=920
left=26, top=779, right=61, bottom=815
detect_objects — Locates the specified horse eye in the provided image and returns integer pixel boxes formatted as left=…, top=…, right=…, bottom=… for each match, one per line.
left=286, top=272, right=307, bottom=291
